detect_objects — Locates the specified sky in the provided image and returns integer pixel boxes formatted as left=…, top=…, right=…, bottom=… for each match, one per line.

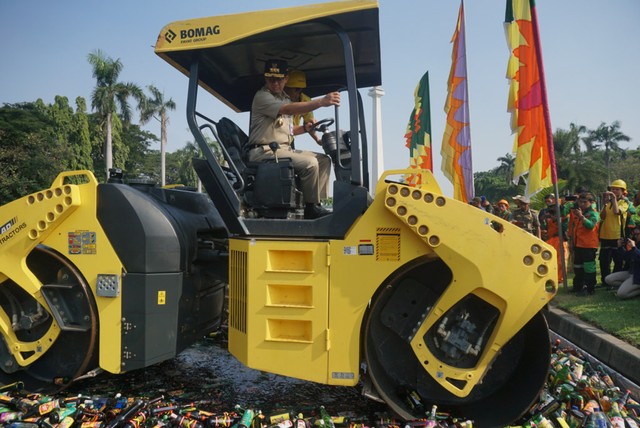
left=2, top=0, right=639, bottom=196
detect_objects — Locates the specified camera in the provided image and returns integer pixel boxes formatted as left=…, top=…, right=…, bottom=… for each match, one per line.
left=564, top=194, right=577, bottom=202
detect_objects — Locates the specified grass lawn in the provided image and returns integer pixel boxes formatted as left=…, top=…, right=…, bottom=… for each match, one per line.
left=550, top=284, right=640, bottom=348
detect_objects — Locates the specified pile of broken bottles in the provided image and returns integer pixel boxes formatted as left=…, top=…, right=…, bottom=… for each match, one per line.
left=0, top=341, right=639, bottom=428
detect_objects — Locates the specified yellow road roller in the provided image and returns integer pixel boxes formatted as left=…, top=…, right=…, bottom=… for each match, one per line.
left=0, top=1, right=557, bottom=426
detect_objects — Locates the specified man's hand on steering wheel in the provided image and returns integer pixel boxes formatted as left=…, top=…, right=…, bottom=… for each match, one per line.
left=306, top=118, right=335, bottom=133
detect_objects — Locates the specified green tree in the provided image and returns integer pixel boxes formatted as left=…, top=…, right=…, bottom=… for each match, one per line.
left=122, top=125, right=159, bottom=179
left=168, top=136, right=224, bottom=188
left=87, top=49, right=143, bottom=180
left=583, top=121, right=631, bottom=183
left=170, top=142, right=201, bottom=187
left=68, top=97, right=95, bottom=172
left=552, top=124, right=605, bottom=194
left=37, top=96, right=94, bottom=172
left=473, top=169, right=518, bottom=204
left=0, top=103, right=63, bottom=203
left=554, top=123, right=586, bottom=157
left=139, top=85, right=176, bottom=186
left=495, top=153, right=515, bottom=185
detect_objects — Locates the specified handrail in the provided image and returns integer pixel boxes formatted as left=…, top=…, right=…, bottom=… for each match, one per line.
left=316, top=18, right=362, bottom=187
left=197, top=122, right=247, bottom=192
left=186, top=57, right=247, bottom=236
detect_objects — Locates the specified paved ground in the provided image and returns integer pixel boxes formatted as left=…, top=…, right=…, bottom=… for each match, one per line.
left=545, top=305, right=640, bottom=395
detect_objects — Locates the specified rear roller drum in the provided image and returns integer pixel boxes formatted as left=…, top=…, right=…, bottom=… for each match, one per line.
left=362, top=258, right=550, bottom=427
left=0, top=246, right=98, bottom=391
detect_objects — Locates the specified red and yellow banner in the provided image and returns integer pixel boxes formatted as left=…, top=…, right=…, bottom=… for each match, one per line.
left=505, top=0, right=556, bottom=198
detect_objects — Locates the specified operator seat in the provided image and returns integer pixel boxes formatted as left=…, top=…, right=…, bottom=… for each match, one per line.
left=214, top=117, right=302, bottom=218
left=215, top=117, right=249, bottom=171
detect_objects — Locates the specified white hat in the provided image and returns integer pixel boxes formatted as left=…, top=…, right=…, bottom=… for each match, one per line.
left=512, top=195, right=530, bottom=204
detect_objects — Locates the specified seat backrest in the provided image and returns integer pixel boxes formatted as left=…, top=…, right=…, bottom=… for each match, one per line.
left=216, top=117, right=249, bottom=168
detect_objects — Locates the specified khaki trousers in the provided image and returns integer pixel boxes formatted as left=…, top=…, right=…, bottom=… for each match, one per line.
left=248, top=143, right=331, bottom=204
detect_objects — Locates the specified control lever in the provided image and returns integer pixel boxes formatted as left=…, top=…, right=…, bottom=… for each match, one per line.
left=269, top=142, right=280, bottom=163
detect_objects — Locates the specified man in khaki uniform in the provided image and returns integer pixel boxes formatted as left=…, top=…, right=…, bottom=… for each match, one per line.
left=509, top=195, right=541, bottom=239
left=247, top=59, right=340, bottom=219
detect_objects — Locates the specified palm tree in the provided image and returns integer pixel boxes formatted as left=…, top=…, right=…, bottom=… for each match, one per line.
left=88, top=49, right=143, bottom=179
left=173, top=142, right=202, bottom=190
left=139, top=85, right=176, bottom=186
left=554, top=123, right=586, bottom=157
left=583, top=121, right=631, bottom=182
left=553, top=123, right=588, bottom=191
left=495, top=153, right=516, bottom=185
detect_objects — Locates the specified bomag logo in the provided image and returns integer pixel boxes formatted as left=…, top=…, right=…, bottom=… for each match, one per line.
left=164, top=29, right=177, bottom=43
left=165, top=25, right=221, bottom=44
left=180, top=25, right=221, bottom=39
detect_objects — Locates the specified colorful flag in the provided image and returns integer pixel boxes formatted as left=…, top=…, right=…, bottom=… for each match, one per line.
left=505, top=0, right=556, bottom=198
left=404, top=71, right=432, bottom=185
left=440, top=0, right=474, bottom=203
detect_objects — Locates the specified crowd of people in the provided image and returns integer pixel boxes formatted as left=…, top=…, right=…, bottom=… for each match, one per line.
left=471, top=180, right=640, bottom=300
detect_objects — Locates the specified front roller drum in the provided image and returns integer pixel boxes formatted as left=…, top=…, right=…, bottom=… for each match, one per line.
left=362, top=258, right=550, bottom=427
left=0, top=246, right=98, bottom=391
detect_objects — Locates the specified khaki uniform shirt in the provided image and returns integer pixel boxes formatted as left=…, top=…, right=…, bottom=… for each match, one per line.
left=248, top=87, right=294, bottom=146
left=510, top=208, right=540, bottom=236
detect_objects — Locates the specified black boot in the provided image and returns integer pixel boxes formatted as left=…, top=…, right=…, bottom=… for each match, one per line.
left=304, top=203, right=331, bottom=219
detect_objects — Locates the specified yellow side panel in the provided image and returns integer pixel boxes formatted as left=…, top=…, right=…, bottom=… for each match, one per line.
left=325, top=188, right=435, bottom=385
left=228, top=238, right=330, bottom=383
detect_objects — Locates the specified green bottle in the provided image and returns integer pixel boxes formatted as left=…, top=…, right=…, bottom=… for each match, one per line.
left=238, top=408, right=256, bottom=428
left=319, top=406, right=335, bottom=428
left=531, top=413, right=555, bottom=428
left=554, top=365, right=572, bottom=388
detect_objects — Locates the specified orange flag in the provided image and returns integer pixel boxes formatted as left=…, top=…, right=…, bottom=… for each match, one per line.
left=505, top=0, right=556, bottom=198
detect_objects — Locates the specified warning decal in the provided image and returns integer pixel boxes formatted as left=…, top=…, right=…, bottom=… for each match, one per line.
left=68, top=231, right=97, bottom=255
left=376, top=227, right=400, bottom=261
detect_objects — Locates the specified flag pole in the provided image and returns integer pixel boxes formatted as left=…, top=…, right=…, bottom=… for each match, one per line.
left=530, top=0, right=568, bottom=290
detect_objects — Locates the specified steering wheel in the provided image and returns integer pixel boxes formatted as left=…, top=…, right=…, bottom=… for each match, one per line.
left=310, top=118, right=335, bottom=133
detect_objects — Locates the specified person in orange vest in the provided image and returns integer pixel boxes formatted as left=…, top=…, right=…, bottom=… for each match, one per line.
left=569, top=192, right=600, bottom=295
